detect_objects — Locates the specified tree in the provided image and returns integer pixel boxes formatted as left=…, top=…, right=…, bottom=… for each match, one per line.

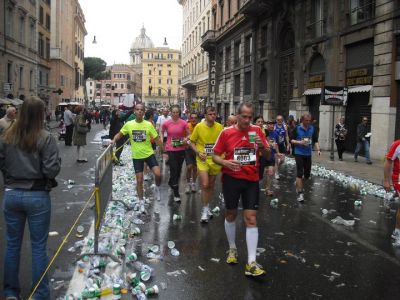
left=83, top=57, right=110, bottom=80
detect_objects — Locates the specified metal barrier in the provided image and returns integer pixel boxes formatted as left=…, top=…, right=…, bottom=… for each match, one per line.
left=77, top=144, right=119, bottom=262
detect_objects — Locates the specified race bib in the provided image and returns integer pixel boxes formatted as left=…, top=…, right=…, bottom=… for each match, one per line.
left=204, top=143, right=215, bottom=155
left=234, top=147, right=256, bottom=165
left=278, top=135, right=285, bottom=143
left=172, top=138, right=184, bottom=147
left=132, top=130, right=146, bottom=142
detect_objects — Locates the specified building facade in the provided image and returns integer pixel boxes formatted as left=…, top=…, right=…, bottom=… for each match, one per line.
left=201, top=0, right=400, bottom=159
left=49, top=0, right=85, bottom=110
left=73, top=1, right=86, bottom=104
left=142, top=47, right=182, bottom=108
left=37, top=0, right=52, bottom=108
left=91, top=64, right=141, bottom=106
left=179, top=0, right=212, bottom=113
left=1, top=0, right=39, bottom=101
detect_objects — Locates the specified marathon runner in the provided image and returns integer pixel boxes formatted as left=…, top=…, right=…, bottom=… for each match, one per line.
left=111, top=103, right=163, bottom=213
left=161, top=105, right=190, bottom=202
left=190, top=106, right=224, bottom=223
left=273, top=115, right=290, bottom=179
left=185, top=112, right=199, bottom=194
left=384, top=139, right=400, bottom=246
left=213, top=102, right=270, bottom=277
left=156, top=107, right=171, bottom=161
left=264, top=120, right=280, bottom=196
left=290, top=112, right=321, bottom=202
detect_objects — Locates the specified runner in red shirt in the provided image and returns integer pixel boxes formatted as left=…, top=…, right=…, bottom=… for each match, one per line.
left=384, top=139, right=400, bottom=246
left=213, top=102, right=270, bottom=277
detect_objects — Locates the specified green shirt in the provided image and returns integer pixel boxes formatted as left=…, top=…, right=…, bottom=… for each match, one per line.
left=120, top=119, right=158, bottom=159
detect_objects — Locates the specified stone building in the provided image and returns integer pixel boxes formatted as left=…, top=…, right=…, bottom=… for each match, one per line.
left=142, top=47, right=182, bottom=108
left=201, top=0, right=400, bottom=159
left=179, top=0, right=212, bottom=112
left=1, top=0, right=39, bottom=101
left=91, top=64, right=140, bottom=106
left=73, top=1, right=87, bottom=104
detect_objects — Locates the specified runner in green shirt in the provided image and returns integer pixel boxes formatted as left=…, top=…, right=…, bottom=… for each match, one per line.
left=111, top=103, right=163, bottom=213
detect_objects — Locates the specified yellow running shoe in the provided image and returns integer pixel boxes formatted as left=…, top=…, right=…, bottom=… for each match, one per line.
left=245, top=261, right=266, bottom=277
left=226, top=248, right=238, bottom=264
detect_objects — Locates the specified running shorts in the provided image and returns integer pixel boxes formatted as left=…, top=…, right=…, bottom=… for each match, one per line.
left=294, top=154, right=312, bottom=179
left=222, top=174, right=259, bottom=210
left=132, top=154, right=158, bottom=174
left=196, top=157, right=221, bottom=176
left=185, top=148, right=196, bottom=165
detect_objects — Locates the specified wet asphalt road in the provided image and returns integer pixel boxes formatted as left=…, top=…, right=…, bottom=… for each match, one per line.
left=1, top=123, right=400, bottom=299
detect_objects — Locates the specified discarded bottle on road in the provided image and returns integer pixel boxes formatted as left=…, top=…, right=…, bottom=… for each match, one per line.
left=145, top=285, right=159, bottom=295
left=211, top=206, right=220, bottom=214
left=331, top=216, right=355, bottom=227
left=126, top=272, right=141, bottom=287
left=354, top=200, right=362, bottom=206
left=133, top=261, right=154, bottom=276
left=167, top=241, right=175, bottom=249
left=173, top=214, right=182, bottom=221
left=270, top=198, right=279, bottom=208
left=127, top=252, right=138, bottom=263
left=112, top=284, right=121, bottom=299
left=170, top=248, right=180, bottom=257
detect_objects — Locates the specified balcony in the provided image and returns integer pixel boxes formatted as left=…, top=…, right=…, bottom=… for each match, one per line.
left=201, top=30, right=216, bottom=52
left=239, top=0, right=276, bottom=17
left=181, top=74, right=196, bottom=88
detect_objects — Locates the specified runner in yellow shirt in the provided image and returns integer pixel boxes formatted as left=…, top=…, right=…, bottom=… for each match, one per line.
left=111, top=103, right=163, bottom=213
left=190, top=106, right=224, bottom=223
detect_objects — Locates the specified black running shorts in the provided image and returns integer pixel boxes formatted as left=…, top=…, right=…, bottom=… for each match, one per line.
left=185, top=148, right=196, bottom=166
left=294, top=154, right=312, bottom=179
left=222, top=174, right=259, bottom=210
left=132, top=154, right=159, bottom=174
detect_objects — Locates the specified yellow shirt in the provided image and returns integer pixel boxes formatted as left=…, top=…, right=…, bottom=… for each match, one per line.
left=190, top=121, right=223, bottom=158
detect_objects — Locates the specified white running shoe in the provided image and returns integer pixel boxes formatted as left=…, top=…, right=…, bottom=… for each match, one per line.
left=275, top=173, right=280, bottom=180
left=139, top=201, right=146, bottom=214
left=207, top=208, right=213, bottom=218
left=393, top=237, right=400, bottom=247
left=185, top=185, right=191, bottom=194
left=297, top=193, right=304, bottom=202
left=191, top=182, right=196, bottom=193
left=174, top=196, right=181, bottom=203
left=200, top=207, right=209, bottom=223
left=154, top=185, right=161, bottom=201
left=391, top=230, right=400, bottom=240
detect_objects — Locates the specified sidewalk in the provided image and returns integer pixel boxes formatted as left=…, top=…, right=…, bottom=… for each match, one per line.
left=311, top=150, right=384, bottom=186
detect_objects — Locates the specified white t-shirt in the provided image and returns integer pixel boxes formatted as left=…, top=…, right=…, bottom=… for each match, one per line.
left=156, top=115, right=171, bottom=137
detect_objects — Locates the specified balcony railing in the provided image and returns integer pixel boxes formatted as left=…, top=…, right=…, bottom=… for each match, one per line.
left=181, top=74, right=196, bottom=87
left=239, top=0, right=273, bottom=16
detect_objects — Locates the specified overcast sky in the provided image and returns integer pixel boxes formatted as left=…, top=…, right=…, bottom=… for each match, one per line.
left=80, top=0, right=183, bottom=65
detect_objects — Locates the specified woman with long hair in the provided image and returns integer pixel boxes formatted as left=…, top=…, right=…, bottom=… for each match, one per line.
left=73, top=106, right=89, bottom=163
left=0, top=96, right=60, bottom=300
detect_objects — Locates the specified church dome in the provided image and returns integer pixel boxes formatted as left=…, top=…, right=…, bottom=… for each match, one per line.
left=131, top=26, right=154, bottom=50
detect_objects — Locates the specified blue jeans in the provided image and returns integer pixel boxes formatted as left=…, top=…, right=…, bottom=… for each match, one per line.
left=354, top=139, right=370, bottom=161
left=3, top=189, right=51, bottom=300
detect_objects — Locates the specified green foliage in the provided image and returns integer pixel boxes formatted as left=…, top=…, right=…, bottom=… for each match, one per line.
left=84, top=57, right=110, bottom=80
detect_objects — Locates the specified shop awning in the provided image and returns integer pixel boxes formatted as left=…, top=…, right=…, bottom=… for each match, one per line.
left=348, top=85, right=372, bottom=93
left=303, top=88, right=322, bottom=96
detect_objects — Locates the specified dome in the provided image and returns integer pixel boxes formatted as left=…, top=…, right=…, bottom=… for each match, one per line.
left=131, top=26, right=154, bottom=50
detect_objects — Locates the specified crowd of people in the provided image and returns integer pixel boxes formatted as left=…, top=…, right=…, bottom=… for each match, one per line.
left=1, top=97, right=400, bottom=299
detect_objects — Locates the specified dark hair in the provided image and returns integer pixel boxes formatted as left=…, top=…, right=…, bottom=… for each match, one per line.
left=205, top=106, right=216, bottom=114
left=2, top=96, right=45, bottom=152
left=237, top=102, right=253, bottom=114
left=111, top=109, right=119, bottom=119
left=145, top=108, right=154, bottom=120
left=171, top=105, right=181, bottom=113
left=253, top=115, right=264, bottom=123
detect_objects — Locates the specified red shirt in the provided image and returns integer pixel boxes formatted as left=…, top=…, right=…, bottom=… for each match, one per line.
left=214, top=124, right=269, bottom=182
left=386, top=140, right=400, bottom=183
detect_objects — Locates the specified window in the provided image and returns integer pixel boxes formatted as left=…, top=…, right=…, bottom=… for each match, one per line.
left=245, top=35, right=252, bottom=64
left=310, top=0, right=324, bottom=38
left=6, top=6, right=14, bottom=38
left=46, top=73, right=49, bottom=85
left=225, top=47, right=231, bottom=71
left=350, top=0, right=375, bottom=25
left=244, top=71, right=251, bottom=95
left=234, top=41, right=241, bottom=67
left=29, top=21, right=35, bottom=49
left=121, top=84, right=124, bottom=89
left=234, top=74, right=240, bottom=96
left=39, top=6, right=44, bottom=24
left=148, top=78, right=152, bottom=84
left=168, top=70, right=172, bottom=76
left=158, top=78, right=162, bottom=84
left=148, top=88, right=152, bottom=96
left=260, top=26, right=267, bottom=58
left=19, top=15, right=25, bottom=44
left=158, top=88, right=162, bottom=96
left=19, top=66, right=24, bottom=89
left=220, top=2, right=224, bottom=27
left=228, top=0, right=232, bottom=19
left=225, top=77, right=231, bottom=94
left=39, top=71, right=43, bottom=85
left=61, top=75, right=64, bottom=86
left=29, top=70, right=33, bottom=90
left=168, top=89, right=171, bottom=97
left=96, top=83, right=101, bottom=89
left=46, top=38, right=50, bottom=59
left=38, top=33, right=44, bottom=57
left=46, top=14, right=50, bottom=30
left=158, top=70, right=162, bottom=76
left=259, top=69, right=267, bottom=94
left=149, top=70, right=152, bottom=75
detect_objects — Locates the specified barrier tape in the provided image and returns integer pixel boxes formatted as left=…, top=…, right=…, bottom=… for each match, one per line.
left=28, top=189, right=96, bottom=300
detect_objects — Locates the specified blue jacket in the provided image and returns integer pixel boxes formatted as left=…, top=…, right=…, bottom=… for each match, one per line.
left=293, top=124, right=318, bottom=156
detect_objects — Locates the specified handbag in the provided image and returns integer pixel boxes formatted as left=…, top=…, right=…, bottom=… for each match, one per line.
left=76, top=123, right=89, bottom=134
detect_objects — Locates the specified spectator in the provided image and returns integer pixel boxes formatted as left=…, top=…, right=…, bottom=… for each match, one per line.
left=73, top=106, right=89, bottom=163
left=354, top=116, right=372, bottom=164
left=63, top=105, right=74, bottom=146
left=0, top=96, right=60, bottom=300
left=335, top=116, right=347, bottom=161
left=0, top=106, right=17, bottom=134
